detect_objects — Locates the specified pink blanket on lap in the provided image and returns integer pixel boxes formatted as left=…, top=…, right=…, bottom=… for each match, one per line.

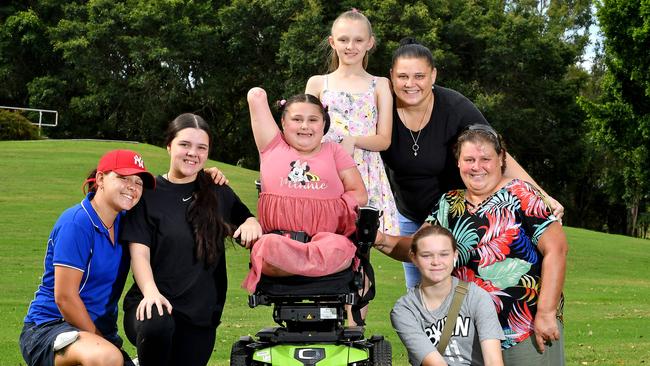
left=242, top=232, right=357, bottom=293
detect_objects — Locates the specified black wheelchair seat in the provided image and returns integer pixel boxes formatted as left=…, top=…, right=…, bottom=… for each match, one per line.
left=255, top=267, right=356, bottom=296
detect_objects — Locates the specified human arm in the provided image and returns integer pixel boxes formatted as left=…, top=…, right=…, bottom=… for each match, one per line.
left=374, top=231, right=414, bottom=262
left=223, top=186, right=262, bottom=248
left=53, top=266, right=101, bottom=335
left=503, top=153, right=564, bottom=220
left=422, top=353, right=448, bottom=366
left=472, top=286, right=505, bottom=366
left=305, top=75, right=324, bottom=99
left=480, top=339, right=504, bottom=366
left=391, top=299, right=447, bottom=366
left=233, top=217, right=263, bottom=249
left=248, top=87, right=281, bottom=152
left=129, top=243, right=173, bottom=320
left=341, top=77, right=393, bottom=153
left=339, top=166, right=367, bottom=206
left=374, top=219, right=433, bottom=261
left=533, top=221, right=568, bottom=352
left=51, top=222, right=104, bottom=335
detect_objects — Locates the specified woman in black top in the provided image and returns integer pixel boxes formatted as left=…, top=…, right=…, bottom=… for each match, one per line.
left=120, top=113, right=262, bottom=366
left=380, top=38, right=564, bottom=288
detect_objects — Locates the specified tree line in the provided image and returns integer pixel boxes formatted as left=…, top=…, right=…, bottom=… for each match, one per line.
left=1, top=0, right=647, bottom=237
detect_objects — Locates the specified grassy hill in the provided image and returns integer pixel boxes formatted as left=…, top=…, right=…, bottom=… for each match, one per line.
left=1, top=140, right=649, bottom=365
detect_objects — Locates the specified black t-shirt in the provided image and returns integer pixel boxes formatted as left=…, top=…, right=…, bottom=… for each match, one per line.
left=120, top=176, right=254, bottom=327
left=381, top=86, right=489, bottom=224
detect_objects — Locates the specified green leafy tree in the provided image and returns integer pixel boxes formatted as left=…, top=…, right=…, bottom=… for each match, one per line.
left=579, top=0, right=650, bottom=236
left=209, top=0, right=314, bottom=165
left=45, top=1, right=222, bottom=141
left=33, top=0, right=341, bottom=166
left=0, top=1, right=64, bottom=107
left=1, top=0, right=609, bottom=233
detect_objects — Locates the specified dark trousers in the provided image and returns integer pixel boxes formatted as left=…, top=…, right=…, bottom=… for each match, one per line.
left=124, top=305, right=216, bottom=366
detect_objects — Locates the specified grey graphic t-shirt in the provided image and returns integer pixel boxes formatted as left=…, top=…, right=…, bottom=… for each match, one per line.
left=391, top=277, right=504, bottom=365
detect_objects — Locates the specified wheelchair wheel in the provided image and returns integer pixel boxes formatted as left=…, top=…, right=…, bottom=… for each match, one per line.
left=370, top=335, right=392, bottom=366
left=230, top=337, right=252, bottom=366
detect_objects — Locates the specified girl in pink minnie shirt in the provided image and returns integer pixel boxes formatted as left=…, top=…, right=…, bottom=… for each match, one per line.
left=242, top=87, right=367, bottom=293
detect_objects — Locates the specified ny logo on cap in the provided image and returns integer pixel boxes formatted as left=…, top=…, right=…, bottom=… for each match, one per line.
left=133, top=155, right=144, bottom=168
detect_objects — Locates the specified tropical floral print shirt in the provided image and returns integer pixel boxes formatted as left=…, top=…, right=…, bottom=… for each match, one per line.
left=426, top=179, right=562, bottom=349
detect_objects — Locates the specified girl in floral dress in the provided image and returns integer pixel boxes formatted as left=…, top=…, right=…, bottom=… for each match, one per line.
left=306, top=9, right=398, bottom=236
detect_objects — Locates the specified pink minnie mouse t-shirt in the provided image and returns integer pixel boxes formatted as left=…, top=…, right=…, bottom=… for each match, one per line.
left=241, top=132, right=359, bottom=293
left=259, top=132, right=355, bottom=199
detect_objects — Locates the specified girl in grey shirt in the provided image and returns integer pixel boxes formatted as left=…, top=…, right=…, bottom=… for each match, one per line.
left=390, top=225, right=504, bottom=366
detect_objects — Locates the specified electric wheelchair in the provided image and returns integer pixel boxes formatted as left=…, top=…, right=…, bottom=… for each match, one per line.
left=230, top=186, right=392, bottom=366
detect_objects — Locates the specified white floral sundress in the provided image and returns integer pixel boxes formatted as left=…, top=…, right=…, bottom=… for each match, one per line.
left=321, top=75, right=399, bottom=235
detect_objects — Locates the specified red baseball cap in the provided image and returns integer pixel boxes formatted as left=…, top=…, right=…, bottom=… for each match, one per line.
left=97, top=149, right=156, bottom=189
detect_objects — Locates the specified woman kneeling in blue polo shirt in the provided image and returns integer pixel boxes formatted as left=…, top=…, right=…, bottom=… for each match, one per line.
left=20, top=149, right=155, bottom=366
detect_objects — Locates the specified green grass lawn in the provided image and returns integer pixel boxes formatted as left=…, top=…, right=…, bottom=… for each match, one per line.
left=1, top=140, right=649, bottom=365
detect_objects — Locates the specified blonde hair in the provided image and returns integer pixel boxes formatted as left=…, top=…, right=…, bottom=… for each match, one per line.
left=327, top=9, right=374, bottom=72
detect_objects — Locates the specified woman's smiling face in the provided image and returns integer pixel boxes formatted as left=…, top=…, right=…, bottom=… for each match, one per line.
left=390, top=57, right=437, bottom=108
left=167, top=127, right=210, bottom=183
left=457, top=140, right=504, bottom=200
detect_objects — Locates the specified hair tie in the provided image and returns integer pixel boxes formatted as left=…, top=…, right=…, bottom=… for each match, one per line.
left=276, top=99, right=288, bottom=111
left=81, top=177, right=96, bottom=195
left=351, top=7, right=359, bottom=12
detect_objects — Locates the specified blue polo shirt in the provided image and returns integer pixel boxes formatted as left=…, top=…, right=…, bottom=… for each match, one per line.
left=24, top=193, right=130, bottom=336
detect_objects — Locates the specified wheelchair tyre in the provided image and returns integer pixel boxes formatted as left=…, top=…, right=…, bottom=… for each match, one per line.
left=371, top=337, right=392, bottom=366
left=230, top=339, right=251, bottom=366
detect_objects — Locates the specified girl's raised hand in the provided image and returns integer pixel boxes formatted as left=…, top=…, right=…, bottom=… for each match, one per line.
left=248, top=87, right=280, bottom=152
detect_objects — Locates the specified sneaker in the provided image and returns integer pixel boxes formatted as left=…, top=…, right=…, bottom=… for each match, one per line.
left=52, top=330, right=79, bottom=352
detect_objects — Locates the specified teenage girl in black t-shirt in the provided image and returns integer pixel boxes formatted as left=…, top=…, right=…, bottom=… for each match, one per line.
left=120, top=113, right=262, bottom=366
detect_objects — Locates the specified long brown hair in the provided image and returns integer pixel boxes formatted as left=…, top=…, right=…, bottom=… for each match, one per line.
left=82, top=169, right=99, bottom=194
left=165, top=113, right=230, bottom=267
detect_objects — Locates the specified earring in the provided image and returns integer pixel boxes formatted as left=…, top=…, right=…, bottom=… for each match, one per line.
left=453, top=258, right=458, bottom=267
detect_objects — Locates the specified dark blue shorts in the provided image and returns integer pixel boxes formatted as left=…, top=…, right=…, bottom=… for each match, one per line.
left=19, top=320, right=78, bottom=366
left=19, top=321, right=133, bottom=366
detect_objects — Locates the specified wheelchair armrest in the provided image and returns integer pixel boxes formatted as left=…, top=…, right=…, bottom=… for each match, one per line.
left=355, top=205, right=380, bottom=255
